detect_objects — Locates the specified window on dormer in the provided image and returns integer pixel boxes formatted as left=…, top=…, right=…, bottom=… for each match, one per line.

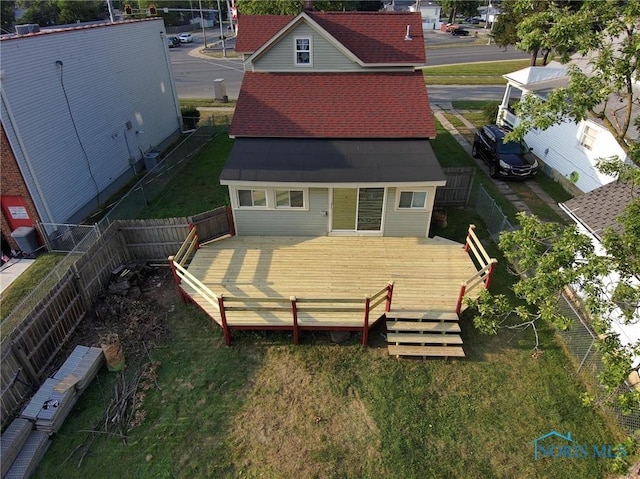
left=295, top=37, right=311, bottom=66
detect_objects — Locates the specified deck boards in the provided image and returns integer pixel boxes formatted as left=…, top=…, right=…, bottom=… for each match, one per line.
left=185, top=236, right=480, bottom=321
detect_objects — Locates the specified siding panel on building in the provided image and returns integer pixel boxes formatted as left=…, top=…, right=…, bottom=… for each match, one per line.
left=0, top=19, right=182, bottom=224
left=234, top=188, right=329, bottom=235
left=252, top=23, right=361, bottom=72
left=383, top=187, right=434, bottom=237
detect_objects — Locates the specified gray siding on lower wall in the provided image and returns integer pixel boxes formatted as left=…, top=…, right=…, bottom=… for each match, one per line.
left=383, top=188, right=432, bottom=237
left=235, top=188, right=329, bottom=236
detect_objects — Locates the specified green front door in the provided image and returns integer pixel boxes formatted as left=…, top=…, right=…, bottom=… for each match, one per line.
left=331, top=188, right=384, bottom=233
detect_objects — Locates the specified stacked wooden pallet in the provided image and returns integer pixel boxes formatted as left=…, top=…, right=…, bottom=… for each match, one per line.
left=386, top=310, right=465, bottom=358
left=1, top=346, right=104, bottom=479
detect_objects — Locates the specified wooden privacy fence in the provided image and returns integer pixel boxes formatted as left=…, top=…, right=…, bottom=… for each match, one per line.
left=456, top=224, right=498, bottom=314
left=435, top=167, right=475, bottom=207
left=1, top=207, right=232, bottom=427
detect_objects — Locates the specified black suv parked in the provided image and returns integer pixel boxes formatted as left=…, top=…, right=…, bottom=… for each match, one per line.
left=472, top=124, right=538, bottom=179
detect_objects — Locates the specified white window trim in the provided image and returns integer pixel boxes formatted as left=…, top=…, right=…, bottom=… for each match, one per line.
left=274, top=189, right=308, bottom=210
left=579, top=123, right=599, bottom=151
left=395, top=189, right=429, bottom=211
left=233, top=187, right=309, bottom=211
left=236, top=188, right=269, bottom=209
left=294, top=36, right=312, bottom=67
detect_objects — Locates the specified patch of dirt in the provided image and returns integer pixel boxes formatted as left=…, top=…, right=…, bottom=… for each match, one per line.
left=68, top=264, right=175, bottom=366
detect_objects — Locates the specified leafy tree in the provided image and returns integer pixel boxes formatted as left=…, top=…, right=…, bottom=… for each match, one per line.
left=18, top=0, right=60, bottom=26
left=1, top=1, right=16, bottom=34
left=57, top=0, right=104, bottom=24
left=469, top=209, right=640, bottom=414
left=237, top=0, right=382, bottom=14
left=506, top=0, right=640, bottom=167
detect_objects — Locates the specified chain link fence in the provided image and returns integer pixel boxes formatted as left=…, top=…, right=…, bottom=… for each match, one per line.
left=474, top=184, right=640, bottom=434
left=2, top=122, right=223, bottom=333
left=473, top=184, right=516, bottom=242
left=96, top=121, right=220, bottom=228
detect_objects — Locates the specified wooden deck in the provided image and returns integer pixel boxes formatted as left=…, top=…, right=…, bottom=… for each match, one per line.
left=181, top=235, right=480, bottom=331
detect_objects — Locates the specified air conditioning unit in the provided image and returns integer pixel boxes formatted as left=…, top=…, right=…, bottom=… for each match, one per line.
left=15, top=24, right=40, bottom=35
left=143, top=152, right=160, bottom=172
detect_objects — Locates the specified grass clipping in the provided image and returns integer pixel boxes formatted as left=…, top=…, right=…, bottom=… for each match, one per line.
left=229, top=348, right=388, bottom=478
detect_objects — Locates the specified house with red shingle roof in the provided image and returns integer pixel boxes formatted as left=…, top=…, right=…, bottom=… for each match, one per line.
left=221, top=10, right=444, bottom=237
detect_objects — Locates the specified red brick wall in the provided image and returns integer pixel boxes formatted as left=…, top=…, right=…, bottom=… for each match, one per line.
left=1, top=125, right=41, bottom=251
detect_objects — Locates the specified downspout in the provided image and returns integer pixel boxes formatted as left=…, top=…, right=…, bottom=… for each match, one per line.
left=1, top=86, right=56, bottom=224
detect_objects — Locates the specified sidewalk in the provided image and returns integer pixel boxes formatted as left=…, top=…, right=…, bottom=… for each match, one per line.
left=0, top=257, right=35, bottom=295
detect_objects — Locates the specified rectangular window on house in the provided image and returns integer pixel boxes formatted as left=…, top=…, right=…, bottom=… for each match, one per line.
left=295, top=37, right=311, bottom=66
left=275, top=190, right=305, bottom=208
left=397, top=191, right=427, bottom=209
left=238, top=189, right=267, bottom=207
left=579, top=125, right=598, bottom=150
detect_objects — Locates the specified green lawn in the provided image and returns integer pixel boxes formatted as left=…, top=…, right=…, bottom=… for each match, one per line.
left=423, top=59, right=530, bottom=85
left=14, top=57, right=633, bottom=477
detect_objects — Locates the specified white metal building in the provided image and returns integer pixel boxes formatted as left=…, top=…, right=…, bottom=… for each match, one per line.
left=0, top=19, right=182, bottom=225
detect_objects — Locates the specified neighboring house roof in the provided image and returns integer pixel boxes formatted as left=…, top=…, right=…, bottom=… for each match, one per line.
left=234, top=15, right=295, bottom=53
left=235, top=12, right=425, bottom=64
left=229, top=71, right=435, bottom=139
left=560, top=180, right=638, bottom=240
left=220, top=138, right=445, bottom=184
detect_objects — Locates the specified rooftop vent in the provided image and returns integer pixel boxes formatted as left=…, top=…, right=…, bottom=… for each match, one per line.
left=404, top=25, right=412, bottom=41
left=15, top=24, right=40, bottom=35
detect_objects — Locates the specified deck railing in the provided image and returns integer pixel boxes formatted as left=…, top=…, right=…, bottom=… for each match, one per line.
left=215, top=282, right=394, bottom=346
left=456, top=224, right=498, bottom=314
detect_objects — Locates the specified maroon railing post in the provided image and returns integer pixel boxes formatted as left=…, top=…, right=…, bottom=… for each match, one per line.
left=362, top=296, right=371, bottom=346
left=456, top=282, right=467, bottom=315
left=484, top=259, right=497, bottom=290
left=226, top=205, right=236, bottom=237
left=385, top=281, right=395, bottom=313
left=290, top=296, right=299, bottom=345
left=218, top=295, right=232, bottom=346
left=464, top=224, right=476, bottom=252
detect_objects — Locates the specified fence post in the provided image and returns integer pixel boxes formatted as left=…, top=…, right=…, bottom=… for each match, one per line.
left=290, top=296, right=299, bottom=345
left=226, top=205, right=236, bottom=237
left=456, top=282, right=467, bottom=315
left=218, top=295, right=232, bottom=346
left=385, top=281, right=395, bottom=313
left=362, top=296, right=371, bottom=346
left=11, top=342, right=39, bottom=384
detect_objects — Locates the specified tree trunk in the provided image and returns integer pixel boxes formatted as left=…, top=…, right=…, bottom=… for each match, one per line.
left=542, top=49, right=550, bottom=66
left=529, top=49, right=538, bottom=66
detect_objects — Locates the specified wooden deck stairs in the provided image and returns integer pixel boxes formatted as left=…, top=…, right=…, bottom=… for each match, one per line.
left=385, top=310, right=465, bottom=358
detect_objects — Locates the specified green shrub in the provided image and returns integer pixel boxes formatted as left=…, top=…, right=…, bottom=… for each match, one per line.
left=483, top=101, right=500, bottom=124
left=181, top=106, right=201, bottom=130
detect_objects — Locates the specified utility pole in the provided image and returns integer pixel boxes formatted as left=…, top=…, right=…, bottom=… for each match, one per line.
left=216, top=0, right=226, bottom=57
left=106, top=0, right=115, bottom=22
left=198, top=0, right=207, bottom=48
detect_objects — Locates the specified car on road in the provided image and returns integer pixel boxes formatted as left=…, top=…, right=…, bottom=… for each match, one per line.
left=450, top=27, right=470, bottom=36
left=167, top=36, right=180, bottom=48
left=178, top=33, right=193, bottom=43
left=466, top=17, right=481, bottom=24
left=472, top=124, right=538, bottom=179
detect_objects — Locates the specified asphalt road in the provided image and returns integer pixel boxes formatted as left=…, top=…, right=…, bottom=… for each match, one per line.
left=170, top=29, right=528, bottom=101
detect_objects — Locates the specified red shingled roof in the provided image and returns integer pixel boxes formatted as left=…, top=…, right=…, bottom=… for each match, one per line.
left=230, top=71, right=436, bottom=139
left=234, top=15, right=295, bottom=53
left=235, top=12, right=425, bottom=64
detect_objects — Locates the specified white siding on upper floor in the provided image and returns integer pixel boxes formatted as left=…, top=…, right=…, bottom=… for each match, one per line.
left=0, top=19, right=182, bottom=224
left=250, top=23, right=362, bottom=72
